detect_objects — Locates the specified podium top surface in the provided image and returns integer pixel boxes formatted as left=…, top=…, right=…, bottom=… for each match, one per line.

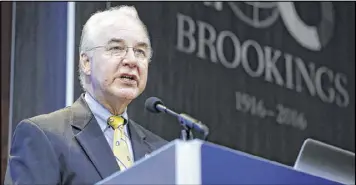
left=97, top=139, right=344, bottom=185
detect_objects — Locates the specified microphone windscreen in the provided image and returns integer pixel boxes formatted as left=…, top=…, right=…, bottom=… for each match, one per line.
left=145, top=97, right=164, bottom=113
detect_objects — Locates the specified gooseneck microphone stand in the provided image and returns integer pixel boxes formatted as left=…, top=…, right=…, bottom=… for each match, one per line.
left=145, top=97, right=209, bottom=141
left=180, top=124, right=194, bottom=141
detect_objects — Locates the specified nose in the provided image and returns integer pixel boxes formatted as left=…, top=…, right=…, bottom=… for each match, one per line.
left=122, top=48, right=138, bottom=68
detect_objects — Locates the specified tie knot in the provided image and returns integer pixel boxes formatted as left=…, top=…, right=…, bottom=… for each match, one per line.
left=107, top=116, right=125, bottom=129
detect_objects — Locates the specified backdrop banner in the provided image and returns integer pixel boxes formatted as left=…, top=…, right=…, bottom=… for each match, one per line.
left=74, top=2, right=355, bottom=165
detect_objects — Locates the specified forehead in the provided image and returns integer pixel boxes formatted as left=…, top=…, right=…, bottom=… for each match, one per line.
left=93, top=17, right=150, bottom=46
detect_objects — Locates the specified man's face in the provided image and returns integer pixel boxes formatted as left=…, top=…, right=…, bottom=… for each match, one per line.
left=86, top=17, right=150, bottom=102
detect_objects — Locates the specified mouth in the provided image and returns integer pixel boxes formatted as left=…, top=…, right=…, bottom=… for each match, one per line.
left=118, top=73, right=138, bottom=85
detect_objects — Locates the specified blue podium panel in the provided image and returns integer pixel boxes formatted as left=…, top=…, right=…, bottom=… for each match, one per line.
left=201, top=142, right=341, bottom=184
left=96, top=142, right=177, bottom=184
left=96, top=139, right=344, bottom=185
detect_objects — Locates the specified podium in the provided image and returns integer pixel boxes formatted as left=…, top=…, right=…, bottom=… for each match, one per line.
left=96, top=139, right=342, bottom=185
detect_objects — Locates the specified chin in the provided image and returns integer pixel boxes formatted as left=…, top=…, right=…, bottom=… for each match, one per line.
left=114, top=89, right=140, bottom=100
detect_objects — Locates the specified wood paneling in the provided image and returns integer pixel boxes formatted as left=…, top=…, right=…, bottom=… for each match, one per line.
left=1, top=2, right=12, bottom=183
left=11, top=2, right=68, bottom=133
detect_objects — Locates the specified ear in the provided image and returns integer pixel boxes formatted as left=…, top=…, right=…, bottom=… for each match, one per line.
left=80, top=52, right=91, bottom=75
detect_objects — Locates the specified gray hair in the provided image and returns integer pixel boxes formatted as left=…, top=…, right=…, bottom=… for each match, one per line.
left=78, top=5, right=151, bottom=91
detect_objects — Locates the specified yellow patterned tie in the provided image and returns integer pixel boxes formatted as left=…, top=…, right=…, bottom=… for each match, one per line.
left=107, top=116, right=133, bottom=170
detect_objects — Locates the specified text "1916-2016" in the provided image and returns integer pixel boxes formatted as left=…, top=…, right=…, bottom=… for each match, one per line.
left=235, top=91, right=307, bottom=130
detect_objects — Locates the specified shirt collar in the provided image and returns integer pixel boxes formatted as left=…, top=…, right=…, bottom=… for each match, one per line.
left=84, top=92, right=128, bottom=131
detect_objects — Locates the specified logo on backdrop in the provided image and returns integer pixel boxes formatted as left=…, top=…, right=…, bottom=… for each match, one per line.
left=176, top=2, right=349, bottom=108
left=205, top=2, right=334, bottom=51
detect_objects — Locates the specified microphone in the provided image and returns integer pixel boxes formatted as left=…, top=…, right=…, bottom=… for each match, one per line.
left=145, top=97, right=209, bottom=138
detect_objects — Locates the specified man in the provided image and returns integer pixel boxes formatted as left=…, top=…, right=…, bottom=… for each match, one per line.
left=5, top=5, right=168, bottom=184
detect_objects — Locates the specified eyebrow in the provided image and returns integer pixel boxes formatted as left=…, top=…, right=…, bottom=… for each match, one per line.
left=107, top=38, right=149, bottom=49
left=107, top=38, right=124, bottom=45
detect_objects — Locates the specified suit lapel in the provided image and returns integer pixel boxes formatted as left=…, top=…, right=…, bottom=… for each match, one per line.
left=127, top=120, right=153, bottom=161
left=70, top=95, right=119, bottom=179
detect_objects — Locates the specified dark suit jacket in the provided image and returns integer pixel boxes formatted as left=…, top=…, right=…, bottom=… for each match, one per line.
left=5, top=94, right=168, bottom=185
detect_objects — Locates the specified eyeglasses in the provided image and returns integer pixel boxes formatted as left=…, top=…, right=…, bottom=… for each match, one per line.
left=86, top=44, right=151, bottom=62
